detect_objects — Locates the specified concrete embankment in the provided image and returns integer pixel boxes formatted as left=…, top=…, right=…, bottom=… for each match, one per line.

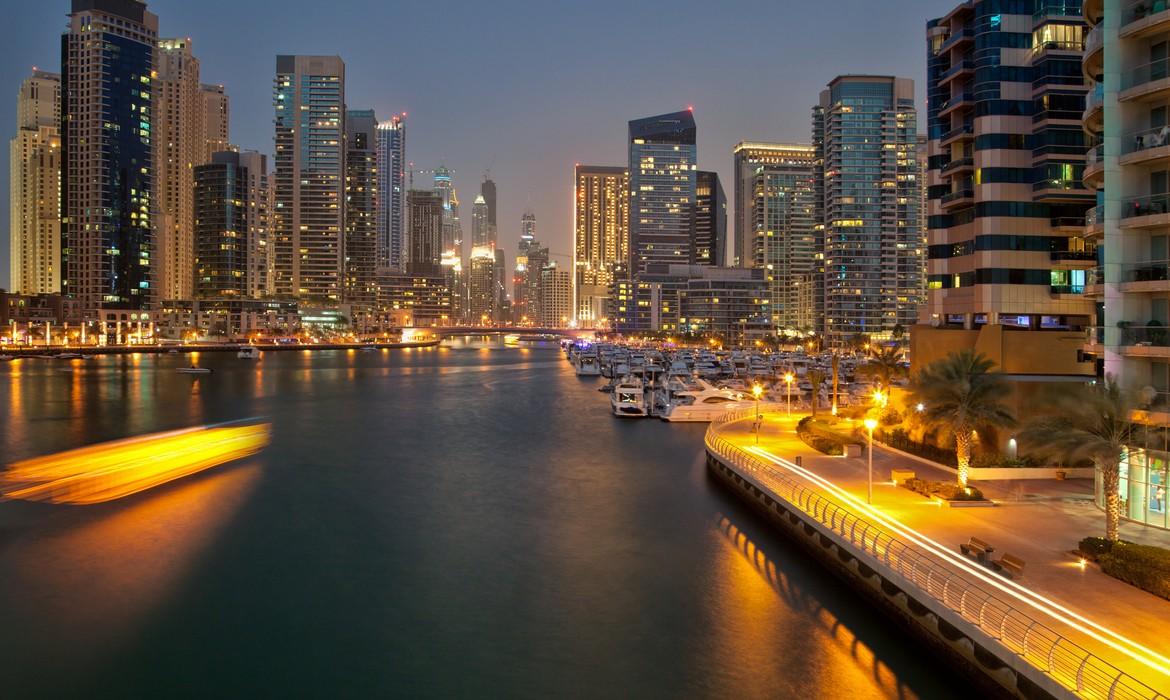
left=1, top=340, right=441, bottom=357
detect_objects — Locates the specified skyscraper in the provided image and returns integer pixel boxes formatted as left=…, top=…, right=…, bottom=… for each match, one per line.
left=539, top=262, right=571, bottom=328
left=481, top=176, right=497, bottom=228
left=494, top=248, right=507, bottom=320
left=9, top=70, right=60, bottom=295
left=573, top=165, right=628, bottom=324
left=61, top=0, right=158, bottom=313
left=199, top=83, right=230, bottom=163
left=432, top=166, right=462, bottom=260
left=916, top=2, right=1093, bottom=383
left=155, top=38, right=201, bottom=302
left=694, top=170, right=726, bottom=266
left=406, top=190, right=443, bottom=276
left=273, top=55, right=346, bottom=303
left=345, top=110, right=379, bottom=308
left=194, top=151, right=270, bottom=299
left=375, top=114, right=406, bottom=270
left=628, top=110, right=697, bottom=274
left=472, top=194, right=491, bottom=248
left=736, top=143, right=819, bottom=332
left=816, top=75, right=923, bottom=344
left=519, top=209, right=536, bottom=253
left=468, top=246, right=496, bottom=324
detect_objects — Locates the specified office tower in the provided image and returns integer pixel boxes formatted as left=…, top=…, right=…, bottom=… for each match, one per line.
left=513, top=254, right=530, bottom=323
left=195, top=151, right=257, bottom=298
left=376, top=114, right=406, bottom=269
left=273, top=55, right=346, bottom=303
left=519, top=209, right=536, bottom=253
left=573, top=165, right=628, bottom=324
left=816, top=75, right=922, bottom=344
left=737, top=144, right=819, bottom=332
left=468, top=246, right=496, bottom=323
left=915, top=2, right=1094, bottom=383
left=539, top=262, right=572, bottom=328
left=200, top=83, right=230, bottom=163
left=345, top=109, right=379, bottom=308
left=494, top=248, right=507, bottom=318
left=482, top=177, right=497, bottom=229
left=432, top=166, right=462, bottom=259
left=10, top=70, right=60, bottom=295
left=155, top=38, right=201, bottom=302
left=694, top=170, right=726, bottom=266
left=61, top=0, right=158, bottom=313
left=472, top=194, right=491, bottom=248
left=406, top=190, right=443, bottom=275
left=628, top=109, right=697, bottom=274
left=609, top=264, right=766, bottom=338
left=524, top=244, right=549, bottom=324
left=1080, top=0, right=1170, bottom=529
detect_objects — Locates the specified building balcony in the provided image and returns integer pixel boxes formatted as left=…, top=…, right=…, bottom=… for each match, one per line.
left=1034, top=0, right=1083, bottom=24
left=1120, top=59, right=1170, bottom=103
left=940, top=28, right=974, bottom=54
left=1083, top=143, right=1105, bottom=188
left=939, top=60, right=974, bottom=86
left=1084, top=23, right=1104, bottom=81
left=1084, top=84, right=1104, bottom=132
left=1121, top=0, right=1170, bottom=40
left=1084, top=267, right=1104, bottom=297
left=1032, top=178, right=1090, bottom=201
left=1084, top=205, right=1104, bottom=238
left=1085, top=0, right=1103, bottom=24
left=1120, top=260, right=1170, bottom=292
left=940, top=123, right=974, bottom=146
left=1120, top=125, right=1170, bottom=168
left=1118, top=324, right=1170, bottom=357
left=940, top=188, right=974, bottom=208
left=940, top=156, right=974, bottom=175
left=939, top=92, right=974, bottom=117
left=1051, top=250, right=1098, bottom=265
left=1052, top=215, right=1087, bottom=231
left=1121, top=193, right=1170, bottom=228
left=1033, top=40, right=1085, bottom=59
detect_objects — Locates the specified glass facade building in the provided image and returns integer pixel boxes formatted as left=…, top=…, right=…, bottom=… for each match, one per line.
left=345, top=110, right=379, bottom=308
left=375, top=114, right=406, bottom=270
left=573, top=165, right=628, bottom=323
left=628, top=110, right=697, bottom=275
left=693, top=171, right=726, bottom=266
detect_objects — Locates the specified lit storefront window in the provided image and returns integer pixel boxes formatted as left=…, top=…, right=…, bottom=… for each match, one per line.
left=1098, top=448, right=1169, bottom=530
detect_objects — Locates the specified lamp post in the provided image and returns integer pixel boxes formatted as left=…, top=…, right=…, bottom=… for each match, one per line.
left=752, top=383, right=764, bottom=444
left=784, top=372, right=794, bottom=416
left=864, top=417, right=878, bottom=505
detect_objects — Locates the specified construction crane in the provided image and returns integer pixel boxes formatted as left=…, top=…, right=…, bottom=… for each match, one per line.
left=407, top=165, right=455, bottom=190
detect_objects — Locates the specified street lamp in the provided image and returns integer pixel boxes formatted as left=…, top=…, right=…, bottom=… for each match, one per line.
left=752, top=383, right=764, bottom=444
left=864, top=417, right=878, bottom=505
left=784, top=372, right=794, bottom=416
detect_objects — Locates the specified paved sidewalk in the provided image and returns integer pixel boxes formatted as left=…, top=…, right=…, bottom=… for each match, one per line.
left=718, top=411, right=1170, bottom=690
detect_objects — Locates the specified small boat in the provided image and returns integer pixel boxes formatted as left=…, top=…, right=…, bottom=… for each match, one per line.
left=167, top=349, right=179, bottom=354
left=55, top=352, right=83, bottom=359
left=576, top=352, right=602, bottom=377
left=237, top=346, right=262, bottom=359
left=0, top=355, right=14, bottom=362
left=177, top=366, right=212, bottom=374
left=610, top=375, right=648, bottom=417
left=503, top=334, right=520, bottom=346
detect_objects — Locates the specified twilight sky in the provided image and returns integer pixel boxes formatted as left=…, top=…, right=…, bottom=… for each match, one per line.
left=1, top=0, right=949, bottom=291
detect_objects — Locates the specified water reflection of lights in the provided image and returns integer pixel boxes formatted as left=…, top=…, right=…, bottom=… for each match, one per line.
left=1, top=422, right=270, bottom=505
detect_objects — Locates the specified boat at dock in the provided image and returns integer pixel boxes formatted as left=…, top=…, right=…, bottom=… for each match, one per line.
left=177, top=366, right=213, bottom=374
left=610, top=375, right=648, bottom=417
left=237, top=346, right=262, bottom=359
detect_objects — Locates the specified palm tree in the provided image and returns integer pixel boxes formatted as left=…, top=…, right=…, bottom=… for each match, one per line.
left=1020, top=377, right=1145, bottom=542
left=860, top=345, right=905, bottom=395
left=831, top=353, right=840, bottom=416
left=808, top=369, right=826, bottom=416
left=909, top=349, right=1016, bottom=488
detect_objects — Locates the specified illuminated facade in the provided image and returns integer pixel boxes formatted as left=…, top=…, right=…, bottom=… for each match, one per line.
left=472, top=194, right=491, bottom=248
left=610, top=263, right=766, bottom=337
left=628, top=110, right=697, bottom=274
left=539, top=262, right=572, bottom=328
left=573, top=165, right=628, bottom=323
left=468, top=246, right=496, bottom=323
left=519, top=209, right=536, bottom=253
left=376, top=269, right=452, bottom=326
left=155, top=38, right=201, bottom=302
left=10, top=70, right=60, bottom=295
left=816, top=75, right=923, bottom=344
left=61, top=0, right=158, bottom=313
left=273, top=55, right=346, bottom=303
left=199, top=83, right=230, bottom=163
left=693, top=170, right=726, bottom=266
left=344, top=110, right=379, bottom=308
left=406, top=190, right=443, bottom=277
left=375, top=114, right=406, bottom=270
left=193, top=151, right=270, bottom=299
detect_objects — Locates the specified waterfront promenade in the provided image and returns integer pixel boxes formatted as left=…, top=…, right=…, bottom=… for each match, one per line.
left=710, top=411, right=1170, bottom=697
left=0, top=339, right=441, bottom=357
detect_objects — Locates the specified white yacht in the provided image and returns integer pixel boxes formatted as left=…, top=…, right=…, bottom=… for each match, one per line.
left=610, top=375, right=648, bottom=417
left=237, top=346, right=262, bottom=359
left=576, top=352, right=602, bottom=376
left=661, top=379, right=749, bottom=422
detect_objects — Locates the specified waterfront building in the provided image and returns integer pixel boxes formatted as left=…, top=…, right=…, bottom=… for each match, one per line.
left=494, top=248, right=507, bottom=318
left=199, top=83, right=230, bottom=163
left=440, top=250, right=464, bottom=324
left=406, top=190, right=443, bottom=276
left=9, top=70, right=60, bottom=295
left=573, top=165, right=628, bottom=325
left=61, top=0, right=158, bottom=313
left=155, top=38, right=202, bottom=302
left=432, top=166, right=462, bottom=261
left=521, top=244, right=549, bottom=324
left=513, top=254, right=530, bottom=324
left=914, top=2, right=1095, bottom=386
left=272, top=55, right=346, bottom=303
left=155, top=298, right=299, bottom=340
left=694, top=170, right=726, bottom=266
left=539, top=262, right=572, bottom=328
left=628, top=110, right=697, bottom=274
left=375, top=268, right=453, bottom=326
left=345, top=110, right=379, bottom=308
left=816, top=75, right=923, bottom=344
left=610, top=263, right=767, bottom=339
left=194, top=151, right=270, bottom=299
left=739, top=144, right=819, bottom=332
left=468, top=246, right=496, bottom=324
left=472, top=194, right=491, bottom=248
left=1081, top=0, right=1170, bottom=530
left=375, top=114, right=406, bottom=270
left=520, top=209, right=536, bottom=253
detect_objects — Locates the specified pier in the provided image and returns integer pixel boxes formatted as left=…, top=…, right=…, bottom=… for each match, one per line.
left=705, top=410, right=1170, bottom=699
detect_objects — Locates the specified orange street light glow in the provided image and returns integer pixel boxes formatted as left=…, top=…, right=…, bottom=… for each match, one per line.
left=1, top=422, right=271, bottom=505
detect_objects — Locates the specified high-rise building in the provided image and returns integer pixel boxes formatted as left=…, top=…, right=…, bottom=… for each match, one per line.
left=472, top=194, right=491, bottom=248
left=737, top=143, right=819, bottom=332
left=468, top=246, right=496, bottom=324
left=273, top=55, right=346, bottom=303
left=522, top=244, right=549, bottom=324
left=573, top=165, right=628, bottom=324
left=9, top=70, right=60, bottom=295
left=539, top=262, right=572, bottom=328
left=375, top=114, right=406, bottom=270
left=816, top=75, right=923, bottom=344
left=610, top=264, right=767, bottom=338
left=694, top=170, right=726, bottom=266
left=406, top=190, right=443, bottom=276
left=1079, top=0, right=1170, bottom=530
left=432, top=166, right=462, bottom=260
left=61, top=0, right=158, bottom=313
left=345, top=109, right=379, bottom=308
left=494, top=248, right=507, bottom=318
left=519, top=209, right=536, bottom=253
left=376, top=268, right=452, bottom=327
left=155, top=38, right=201, bottom=302
left=194, top=151, right=270, bottom=299
left=628, top=110, right=697, bottom=274
left=199, top=83, right=230, bottom=163
left=481, top=176, right=497, bottom=229
left=914, top=2, right=1094, bottom=383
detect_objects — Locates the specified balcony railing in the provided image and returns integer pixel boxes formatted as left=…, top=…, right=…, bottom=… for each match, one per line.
left=1051, top=216, right=1086, bottom=228
left=1118, top=323, right=1170, bottom=347
left=940, top=60, right=974, bottom=81
left=941, top=123, right=973, bottom=142
left=1085, top=205, right=1102, bottom=226
left=1086, top=142, right=1104, bottom=165
left=1050, top=284, right=1086, bottom=294
left=941, top=156, right=974, bottom=173
left=1123, top=124, right=1170, bottom=154
left=1122, top=193, right=1170, bottom=218
left=939, top=28, right=973, bottom=52
left=1034, top=0, right=1084, bottom=20
left=1032, top=178, right=1081, bottom=192
left=1122, top=57, right=1170, bottom=91
left=940, top=93, right=974, bottom=112
left=1122, top=259, right=1170, bottom=282
left=1086, top=83, right=1104, bottom=114
left=1033, top=40, right=1084, bottom=55
left=1086, top=22, right=1104, bottom=59
left=1124, top=0, right=1170, bottom=27
left=941, top=188, right=974, bottom=203
left=1051, top=250, right=1097, bottom=262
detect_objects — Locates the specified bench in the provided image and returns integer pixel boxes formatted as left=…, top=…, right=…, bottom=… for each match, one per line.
left=991, top=553, right=1026, bottom=580
left=959, top=537, right=994, bottom=563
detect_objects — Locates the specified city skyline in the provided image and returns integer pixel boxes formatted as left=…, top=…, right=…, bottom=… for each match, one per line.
left=0, top=0, right=942, bottom=290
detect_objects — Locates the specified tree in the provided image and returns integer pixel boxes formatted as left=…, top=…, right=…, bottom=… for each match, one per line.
left=909, top=350, right=1016, bottom=488
left=808, top=369, right=826, bottom=417
left=831, top=353, right=840, bottom=416
left=859, top=345, right=906, bottom=395
left=892, top=323, right=906, bottom=344
left=1020, top=377, right=1145, bottom=542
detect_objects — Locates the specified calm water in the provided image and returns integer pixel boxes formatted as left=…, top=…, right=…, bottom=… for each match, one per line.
left=0, top=340, right=956, bottom=698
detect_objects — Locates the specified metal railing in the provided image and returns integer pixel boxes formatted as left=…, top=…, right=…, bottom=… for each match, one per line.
left=1123, top=58, right=1170, bottom=91
left=704, top=418, right=1168, bottom=700
left=1087, top=84, right=1104, bottom=115
left=1086, top=22, right=1104, bottom=59
left=941, top=188, right=974, bottom=204
left=1124, top=0, right=1170, bottom=27
left=1122, top=260, right=1170, bottom=283
left=1122, top=193, right=1170, bottom=218
left=1124, top=126, right=1170, bottom=155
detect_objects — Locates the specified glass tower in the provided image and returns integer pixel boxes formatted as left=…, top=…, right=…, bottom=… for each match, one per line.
left=627, top=110, right=697, bottom=275
left=376, top=114, right=406, bottom=270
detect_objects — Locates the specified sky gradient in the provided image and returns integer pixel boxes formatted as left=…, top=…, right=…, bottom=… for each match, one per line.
left=1, top=0, right=950, bottom=291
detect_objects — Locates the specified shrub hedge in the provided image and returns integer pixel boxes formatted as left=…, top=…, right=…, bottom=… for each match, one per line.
left=1098, top=543, right=1170, bottom=601
left=902, top=478, right=985, bottom=502
left=797, top=416, right=845, bottom=456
